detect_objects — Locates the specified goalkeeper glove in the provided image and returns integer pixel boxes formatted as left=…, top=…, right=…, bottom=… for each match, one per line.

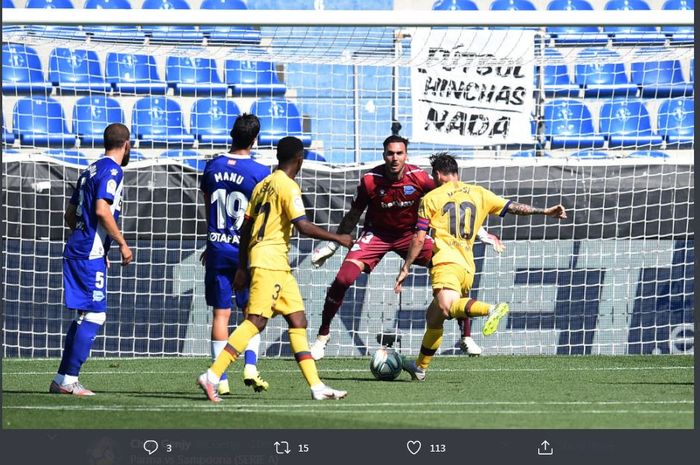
left=311, top=241, right=339, bottom=268
left=477, top=227, right=505, bottom=254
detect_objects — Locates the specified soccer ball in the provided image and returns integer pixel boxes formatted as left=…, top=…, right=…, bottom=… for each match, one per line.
left=370, top=348, right=403, bottom=381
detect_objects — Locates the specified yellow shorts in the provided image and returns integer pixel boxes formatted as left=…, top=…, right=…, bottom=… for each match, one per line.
left=247, top=267, right=304, bottom=319
left=430, top=263, right=474, bottom=296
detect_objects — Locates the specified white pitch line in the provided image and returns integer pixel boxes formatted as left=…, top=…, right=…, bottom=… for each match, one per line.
left=3, top=366, right=694, bottom=376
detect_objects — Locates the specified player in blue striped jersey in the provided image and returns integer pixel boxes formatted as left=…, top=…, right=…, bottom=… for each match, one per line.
left=50, top=123, right=133, bottom=396
left=200, top=114, right=271, bottom=395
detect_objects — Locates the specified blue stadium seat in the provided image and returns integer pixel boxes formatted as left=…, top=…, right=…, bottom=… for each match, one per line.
left=574, top=48, right=638, bottom=98
left=512, top=150, right=551, bottom=157
left=546, top=0, right=607, bottom=45
left=662, top=0, right=694, bottom=42
left=166, top=56, right=228, bottom=96
left=72, top=96, right=125, bottom=146
left=570, top=150, right=611, bottom=158
left=630, top=52, right=694, bottom=98
left=127, top=150, right=147, bottom=162
left=12, top=96, right=75, bottom=147
left=432, top=0, right=478, bottom=9
left=190, top=98, right=240, bottom=146
left=599, top=99, right=663, bottom=148
left=249, top=98, right=312, bottom=147
left=657, top=97, right=693, bottom=147
left=3, top=115, right=15, bottom=145
left=160, top=149, right=205, bottom=171
left=628, top=150, right=671, bottom=158
left=142, top=0, right=204, bottom=42
left=48, top=48, right=112, bottom=94
left=44, top=149, right=90, bottom=166
left=26, top=0, right=86, bottom=39
left=200, top=0, right=262, bottom=44
left=490, top=0, right=536, bottom=10
left=304, top=150, right=328, bottom=162
left=105, top=52, right=168, bottom=95
left=225, top=51, right=287, bottom=97
left=604, top=0, right=666, bottom=44
left=540, top=48, right=579, bottom=98
left=543, top=99, right=605, bottom=149
left=3, top=0, right=15, bottom=7
left=2, top=43, right=53, bottom=95
left=131, top=97, right=195, bottom=147
left=84, top=0, right=145, bottom=42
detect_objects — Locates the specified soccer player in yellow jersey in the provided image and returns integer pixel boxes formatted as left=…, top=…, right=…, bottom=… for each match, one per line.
left=395, top=153, right=567, bottom=381
left=197, top=136, right=354, bottom=402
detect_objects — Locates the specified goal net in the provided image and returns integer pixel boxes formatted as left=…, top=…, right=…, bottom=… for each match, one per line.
left=2, top=7, right=694, bottom=358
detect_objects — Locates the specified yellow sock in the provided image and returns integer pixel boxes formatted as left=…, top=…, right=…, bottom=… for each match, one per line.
left=210, top=319, right=259, bottom=379
left=288, top=328, right=322, bottom=387
left=449, top=298, right=491, bottom=319
left=416, top=328, right=443, bottom=370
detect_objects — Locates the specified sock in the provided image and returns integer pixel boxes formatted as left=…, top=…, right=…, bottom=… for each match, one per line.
left=318, top=261, right=362, bottom=336
left=461, top=317, right=472, bottom=338
left=210, top=320, right=259, bottom=379
left=244, top=333, right=260, bottom=367
left=211, top=340, right=228, bottom=382
left=56, top=320, right=78, bottom=377
left=288, top=328, right=321, bottom=387
left=416, top=328, right=443, bottom=370
left=57, top=315, right=102, bottom=378
left=449, top=298, right=491, bottom=319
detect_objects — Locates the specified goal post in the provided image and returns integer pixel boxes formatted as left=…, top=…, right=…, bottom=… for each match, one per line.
left=2, top=8, right=694, bottom=358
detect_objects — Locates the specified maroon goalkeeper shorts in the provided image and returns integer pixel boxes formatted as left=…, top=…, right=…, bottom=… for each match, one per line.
left=345, top=229, right=433, bottom=272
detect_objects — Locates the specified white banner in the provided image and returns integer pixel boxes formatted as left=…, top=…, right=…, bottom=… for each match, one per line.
left=411, top=29, right=536, bottom=146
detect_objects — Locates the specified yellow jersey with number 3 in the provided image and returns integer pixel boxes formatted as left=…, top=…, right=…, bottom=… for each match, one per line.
left=245, top=170, right=307, bottom=271
left=416, top=181, right=510, bottom=275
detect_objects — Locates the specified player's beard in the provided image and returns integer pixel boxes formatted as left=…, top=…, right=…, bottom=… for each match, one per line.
left=121, top=146, right=131, bottom=167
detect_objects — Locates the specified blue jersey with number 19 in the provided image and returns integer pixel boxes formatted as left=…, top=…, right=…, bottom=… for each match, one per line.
left=200, top=154, right=270, bottom=270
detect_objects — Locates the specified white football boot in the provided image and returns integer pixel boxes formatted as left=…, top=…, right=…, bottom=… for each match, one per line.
left=401, top=358, right=426, bottom=381
left=49, top=380, right=95, bottom=396
left=310, top=334, right=330, bottom=361
left=310, top=383, right=347, bottom=400
left=460, top=336, right=483, bottom=356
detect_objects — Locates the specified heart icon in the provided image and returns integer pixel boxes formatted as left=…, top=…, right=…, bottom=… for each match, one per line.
left=406, top=440, right=422, bottom=455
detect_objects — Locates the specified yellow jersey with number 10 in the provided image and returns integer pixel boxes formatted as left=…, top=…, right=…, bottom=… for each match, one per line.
left=417, top=181, right=510, bottom=275
left=245, top=170, right=307, bottom=271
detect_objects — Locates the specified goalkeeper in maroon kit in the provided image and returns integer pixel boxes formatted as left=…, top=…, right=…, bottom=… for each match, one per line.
left=309, top=135, right=503, bottom=359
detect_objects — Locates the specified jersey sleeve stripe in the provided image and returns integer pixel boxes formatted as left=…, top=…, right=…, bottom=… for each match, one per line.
left=499, top=200, right=512, bottom=217
left=290, top=215, right=307, bottom=223
left=416, top=217, right=430, bottom=231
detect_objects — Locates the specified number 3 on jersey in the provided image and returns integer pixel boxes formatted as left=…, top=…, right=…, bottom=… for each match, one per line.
left=211, top=189, right=247, bottom=230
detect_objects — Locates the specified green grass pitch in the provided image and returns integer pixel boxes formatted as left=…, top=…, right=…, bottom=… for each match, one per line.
left=2, top=356, right=693, bottom=429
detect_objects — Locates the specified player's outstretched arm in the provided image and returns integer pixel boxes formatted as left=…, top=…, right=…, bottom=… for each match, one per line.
left=95, top=199, right=133, bottom=266
left=294, top=219, right=354, bottom=249
left=64, top=203, right=78, bottom=231
left=507, top=202, right=567, bottom=219
left=311, top=205, right=363, bottom=268
left=395, top=229, right=427, bottom=294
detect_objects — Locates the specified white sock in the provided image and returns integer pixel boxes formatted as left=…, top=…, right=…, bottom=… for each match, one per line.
left=63, top=374, right=78, bottom=385
left=53, top=373, right=65, bottom=385
left=211, top=340, right=227, bottom=362
left=206, top=369, right=221, bottom=384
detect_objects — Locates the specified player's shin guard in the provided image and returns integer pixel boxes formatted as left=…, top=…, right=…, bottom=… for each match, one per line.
left=57, top=312, right=105, bottom=381
left=318, top=261, right=362, bottom=336
left=288, top=328, right=322, bottom=387
left=210, top=320, right=259, bottom=379
left=244, top=333, right=260, bottom=367
left=416, top=328, right=443, bottom=370
left=449, top=298, right=491, bottom=319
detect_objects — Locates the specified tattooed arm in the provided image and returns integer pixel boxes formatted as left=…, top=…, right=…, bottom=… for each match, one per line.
left=507, top=202, right=567, bottom=219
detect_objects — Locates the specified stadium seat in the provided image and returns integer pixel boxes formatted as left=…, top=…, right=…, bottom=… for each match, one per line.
left=574, top=48, right=638, bottom=98
left=540, top=48, right=579, bottom=98
left=546, top=0, right=607, bottom=45
left=12, top=96, right=75, bottom=147
left=511, top=150, right=551, bottom=157
left=3, top=116, right=15, bottom=146
left=628, top=150, right=671, bottom=158
left=630, top=51, right=694, bottom=98
left=127, top=150, right=147, bottom=162
left=190, top=98, right=241, bottom=146
left=249, top=98, right=312, bottom=147
left=304, top=150, right=328, bottom=162
left=657, top=97, right=694, bottom=147
left=83, top=0, right=145, bottom=42
left=490, top=0, right=536, bottom=10
left=200, top=0, right=262, bottom=44
left=72, top=96, right=125, bottom=146
left=142, top=0, right=204, bottom=42
left=105, top=52, right=168, bottom=95
left=160, top=149, right=206, bottom=171
left=3, top=0, right=15, bottom=7
left=432, top=0, right=478, bottom=9
left=48, top=48, right=112, bottom=94
left=661, top=0, right=694, bottom=42
left=543, top=99, right=605, bottom=149
left=26, top=0, right=86, bottom=39
left=2, top=43, right=53, bottom=95
left=131, top=97, right=195, bottom=147
left=224, top=50, right=287, bottom=97
left=166, top=56, right=228, bottom=96
left=570, top=149, right=611, bottom=158
left=43, top=149, right=90, bottom=166
left=599, top=99, right=663, bottom=148
left=603, top=0, right=666, bottom=44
